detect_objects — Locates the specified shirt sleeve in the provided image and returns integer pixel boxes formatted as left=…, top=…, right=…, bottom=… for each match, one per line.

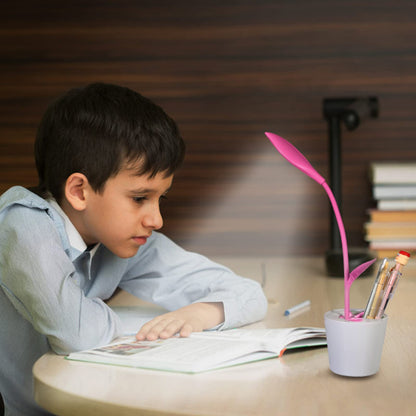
left=119, top=232, right=268, bottom=329
left=0, top=206, right=123, bottom=354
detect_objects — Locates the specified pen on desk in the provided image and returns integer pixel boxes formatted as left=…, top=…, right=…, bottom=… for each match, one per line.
left=363, top=258, right=388, bottom=319
left=284, top=300, right=311, bottom=316
left=375, top=251, right=410, bottom=319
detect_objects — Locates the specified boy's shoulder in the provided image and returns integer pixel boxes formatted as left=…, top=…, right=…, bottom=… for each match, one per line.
left=0, top=186, right=70, bottom=252
left=0, top=186, right=49, bottom=211
left=0, top=186, right=64, bottom=234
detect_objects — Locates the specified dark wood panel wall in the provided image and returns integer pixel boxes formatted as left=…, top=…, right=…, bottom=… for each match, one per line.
left=1, top=1, right=416, bottom=257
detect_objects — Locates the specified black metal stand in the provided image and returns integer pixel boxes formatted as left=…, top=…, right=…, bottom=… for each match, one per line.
left=323, top=97, right=379, bottom=277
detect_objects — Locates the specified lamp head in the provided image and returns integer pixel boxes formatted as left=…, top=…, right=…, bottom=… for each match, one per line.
left=265, top=132, right=326, bottom=185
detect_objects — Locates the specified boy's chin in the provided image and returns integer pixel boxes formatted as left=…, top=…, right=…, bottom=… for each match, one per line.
left=109, top=245, right=141, bottom=259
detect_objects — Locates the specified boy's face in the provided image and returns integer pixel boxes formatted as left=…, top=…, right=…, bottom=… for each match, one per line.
left=80, top=168, right=173, bottom=258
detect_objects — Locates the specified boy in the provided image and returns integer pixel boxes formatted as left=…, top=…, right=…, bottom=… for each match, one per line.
left=0, top=83, right=267, bottom=415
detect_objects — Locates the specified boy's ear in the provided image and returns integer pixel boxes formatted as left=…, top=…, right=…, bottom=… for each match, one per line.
left=64, top=173, right=90, bottom=211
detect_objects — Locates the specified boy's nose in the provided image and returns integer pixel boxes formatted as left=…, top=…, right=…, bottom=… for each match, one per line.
left=143, top=205, right=163, bottom=230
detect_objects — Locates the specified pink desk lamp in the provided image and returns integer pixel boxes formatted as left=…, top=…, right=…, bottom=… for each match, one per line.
left=265, top=132, right=376, bottom=320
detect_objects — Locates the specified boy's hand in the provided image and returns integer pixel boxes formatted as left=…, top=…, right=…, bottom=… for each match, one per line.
left=135, top=302, right=224, bottom=341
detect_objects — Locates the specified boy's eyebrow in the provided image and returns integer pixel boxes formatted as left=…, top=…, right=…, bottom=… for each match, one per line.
left=129, top=185, right=172, bottom=195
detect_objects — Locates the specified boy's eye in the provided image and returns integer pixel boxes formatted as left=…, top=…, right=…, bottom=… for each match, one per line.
left=132, top=195, right=167, bottom=205
left=133, top=196, right=146, bottom=204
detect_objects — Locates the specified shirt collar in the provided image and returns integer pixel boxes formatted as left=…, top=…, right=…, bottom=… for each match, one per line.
left=48, top=198, right=99, bottom=256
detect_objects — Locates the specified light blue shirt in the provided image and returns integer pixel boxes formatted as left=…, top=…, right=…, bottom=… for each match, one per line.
left=0, top=186, right=267, bottom=415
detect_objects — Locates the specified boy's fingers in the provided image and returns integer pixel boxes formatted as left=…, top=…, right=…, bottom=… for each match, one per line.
left=158, top=321, right=182, bottom=339
left=135, top=307, right=205, bottom=340
left=136, top=321, right=195, bottom=340
left=136, top=318, right=184, bottom=340
left=135, top=318, right=166, bottom=340
left=179, top=323, right=194, bottom=338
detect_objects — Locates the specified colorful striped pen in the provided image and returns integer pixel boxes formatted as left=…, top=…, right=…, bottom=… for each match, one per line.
left=375, top=251, right=410, bottom=319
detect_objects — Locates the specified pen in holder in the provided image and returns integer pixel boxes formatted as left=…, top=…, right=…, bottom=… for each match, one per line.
left=265, top=131, right=384, bottom=377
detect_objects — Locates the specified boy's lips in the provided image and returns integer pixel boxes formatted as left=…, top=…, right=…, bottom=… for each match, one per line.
left=132, top=235, right=150, bottom=245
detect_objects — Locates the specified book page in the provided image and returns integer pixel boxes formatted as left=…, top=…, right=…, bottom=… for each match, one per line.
left=68, top=327, right=326, bottom=373
left=191, top=327, right=326, bottom=349
left=68, top=335, right=273, bottom=373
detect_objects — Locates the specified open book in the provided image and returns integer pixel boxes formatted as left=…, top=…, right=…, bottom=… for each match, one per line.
left=66, top=327, right=326, bottom=374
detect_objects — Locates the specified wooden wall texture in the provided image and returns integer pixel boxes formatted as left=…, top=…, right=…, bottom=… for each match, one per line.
left=1, top=1, right=416, bottom=257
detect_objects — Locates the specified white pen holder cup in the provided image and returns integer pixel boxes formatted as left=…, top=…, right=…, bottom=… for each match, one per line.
left=324, top=309, right=388, bottom=377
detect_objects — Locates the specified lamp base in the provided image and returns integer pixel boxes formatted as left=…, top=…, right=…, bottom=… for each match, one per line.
left=325, top=247, right=377, bottom=278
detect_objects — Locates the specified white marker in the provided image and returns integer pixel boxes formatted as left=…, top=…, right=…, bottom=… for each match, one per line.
left=284, top=300, right=311, bottom=316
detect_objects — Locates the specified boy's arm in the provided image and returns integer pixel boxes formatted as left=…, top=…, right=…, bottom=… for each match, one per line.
left=135, top=302, right=224, bottom=340
left=121, top=232, right=268, bottom=334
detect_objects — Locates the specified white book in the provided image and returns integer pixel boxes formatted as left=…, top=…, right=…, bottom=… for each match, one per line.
left=373, top=185, right=416, bottom=200
left=377, top=199, right=416, bottom=210
left=66, top=327, right=326, bottom=374
left=370, top=162, right=416, bottom=185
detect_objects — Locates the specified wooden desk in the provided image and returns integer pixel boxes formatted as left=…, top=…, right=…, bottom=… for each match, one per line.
left=33, top=257, right=416, bottom=416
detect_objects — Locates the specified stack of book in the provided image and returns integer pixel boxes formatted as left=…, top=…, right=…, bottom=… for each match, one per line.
left=365, top=162, right=416, bottom=258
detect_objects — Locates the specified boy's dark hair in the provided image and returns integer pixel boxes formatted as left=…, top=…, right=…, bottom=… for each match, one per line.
left=34, top=83, right=185, bottom=202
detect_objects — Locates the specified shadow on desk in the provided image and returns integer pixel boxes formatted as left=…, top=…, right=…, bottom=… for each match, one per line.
left=0, top=392, right=3, bottom=415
